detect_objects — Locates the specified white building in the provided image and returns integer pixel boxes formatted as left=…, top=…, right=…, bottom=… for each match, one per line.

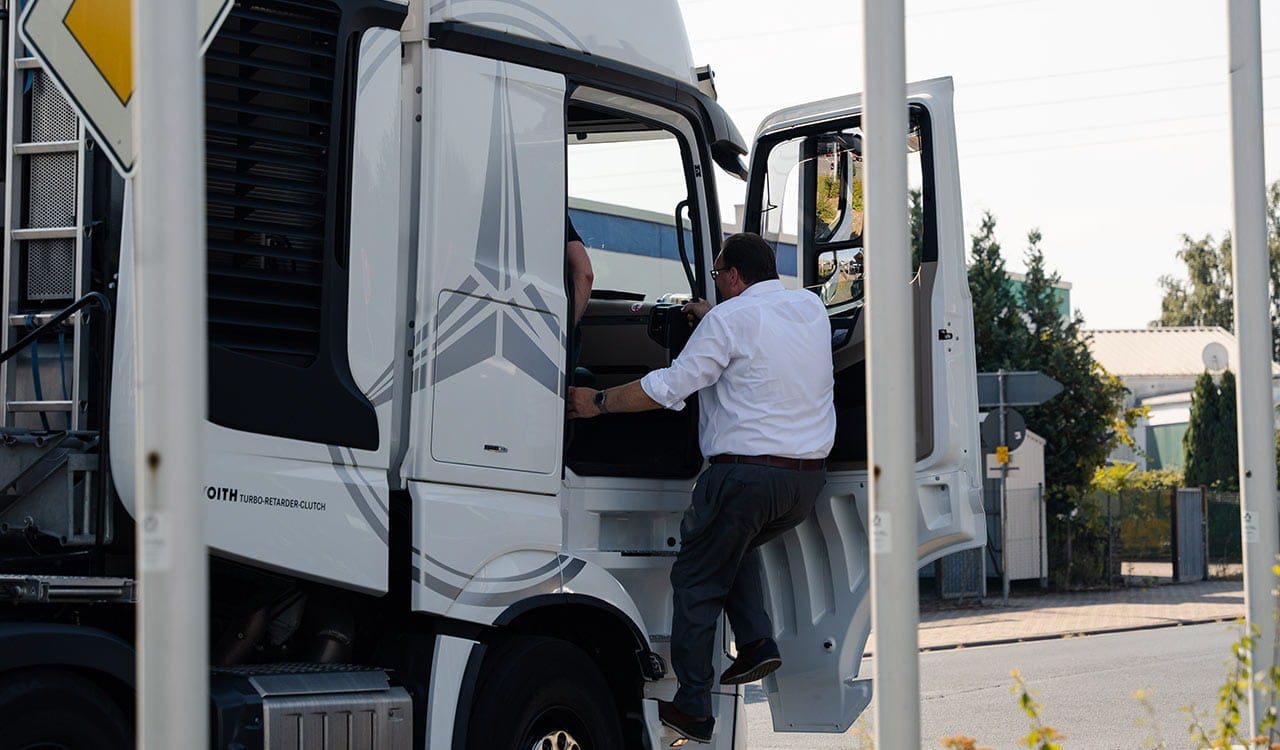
left=1086, top=326, right=1280, bottom=470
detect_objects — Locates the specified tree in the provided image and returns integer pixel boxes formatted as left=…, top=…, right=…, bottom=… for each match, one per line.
left=816, top=174, right=839, bottom=226
left=1268, top=180, right=1280, bottom=362
left=909, top=187, right=923, bottom=270
left=1157, top=178, right=1280, bottom=361
left=1017, top=231, right=1130, bottom=495
left=967, top=218, right=1138, bottom=584
left=1182, top=371, right=1220, bottom=488
left=1215, top=370, right=1239, bottom=490
left=966, top=211, right=1026, bottom=371
left=1157, top=233, right=1233, bottom=330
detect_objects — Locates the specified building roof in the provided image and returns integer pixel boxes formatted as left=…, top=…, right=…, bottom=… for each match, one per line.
left=1085, top=326, right=1280, bottom=377
left=1085, top=323, right=1280, bottom=376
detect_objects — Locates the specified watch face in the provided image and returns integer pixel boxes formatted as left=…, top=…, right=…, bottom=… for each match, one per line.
left=594, top=390, right=605, bottom=406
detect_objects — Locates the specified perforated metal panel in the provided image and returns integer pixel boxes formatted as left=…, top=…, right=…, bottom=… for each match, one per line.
left=25, top=238, right=75, bottom=300
left=27, top=152, right=77, bottom=228
left=29, top=71, right=78, bottom=142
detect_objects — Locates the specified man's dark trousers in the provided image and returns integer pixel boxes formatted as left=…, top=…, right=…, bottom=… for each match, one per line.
left=669, top=462, right=827, bottom=717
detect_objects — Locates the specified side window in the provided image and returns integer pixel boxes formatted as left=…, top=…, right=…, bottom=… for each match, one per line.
left=566, top=104, right=699, bottom=303
left=756, top=119, right=925, bottom=310
left=564, top=90, right=708, bottom=480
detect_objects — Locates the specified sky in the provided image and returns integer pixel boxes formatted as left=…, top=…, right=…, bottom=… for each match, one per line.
left=674, top=0, right=1279, bottom=330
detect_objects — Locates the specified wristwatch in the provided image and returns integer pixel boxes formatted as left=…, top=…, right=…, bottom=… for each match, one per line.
left=594, top=389, right=609, bottom=415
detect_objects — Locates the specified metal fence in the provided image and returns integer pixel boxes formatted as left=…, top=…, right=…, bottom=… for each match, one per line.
left=1206, top=491, right=1243, bottom=576
left=1078, top=488, right=1245, bottom=582
left=1079, top=489, right=1169, bottom=583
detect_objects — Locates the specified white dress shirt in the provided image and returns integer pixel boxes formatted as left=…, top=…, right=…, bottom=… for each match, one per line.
left=640, top=279, right=836, bottom=459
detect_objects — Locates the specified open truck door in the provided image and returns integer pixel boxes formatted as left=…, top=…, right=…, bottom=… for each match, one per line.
left=739, top=77, right=984, bottom=732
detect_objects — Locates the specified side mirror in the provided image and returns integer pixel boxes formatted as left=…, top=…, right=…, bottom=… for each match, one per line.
left=815, top=248, right=864, bottom=307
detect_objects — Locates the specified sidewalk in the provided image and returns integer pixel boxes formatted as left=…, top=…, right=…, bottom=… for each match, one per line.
left=906, top=579, right=1245, bottom=652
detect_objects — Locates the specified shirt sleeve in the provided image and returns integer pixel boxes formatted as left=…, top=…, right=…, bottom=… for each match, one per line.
left=565, top=214, right=582, bottom=244
left=640, top=310, right=733, bottom=410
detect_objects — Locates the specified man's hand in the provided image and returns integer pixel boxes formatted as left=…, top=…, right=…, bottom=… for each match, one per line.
left=567, top=386, right=598, bottom=419
left=683, top=299, right=712, bottom=328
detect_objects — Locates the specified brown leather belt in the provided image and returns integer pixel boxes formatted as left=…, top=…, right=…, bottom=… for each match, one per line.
left=709, top=454, right=826, bottom=471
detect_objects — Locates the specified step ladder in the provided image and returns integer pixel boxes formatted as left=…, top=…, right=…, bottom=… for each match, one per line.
left=0, top=11, right=93, bottom=431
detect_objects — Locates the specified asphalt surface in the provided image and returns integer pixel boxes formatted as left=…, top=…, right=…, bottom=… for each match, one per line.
left=745, top=576, right=1248, bottom=749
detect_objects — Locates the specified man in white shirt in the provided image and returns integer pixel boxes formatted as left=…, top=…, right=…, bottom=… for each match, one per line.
left=567, top=232, right=835, bottom=744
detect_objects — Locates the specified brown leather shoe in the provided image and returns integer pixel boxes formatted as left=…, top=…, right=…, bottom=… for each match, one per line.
left=658, top=700, right=714, bottom=743
left=719, top=638, right=782, bottom=685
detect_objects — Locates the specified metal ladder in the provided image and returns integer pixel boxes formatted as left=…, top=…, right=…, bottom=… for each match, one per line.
left=0, top=6, right=93, bottom=431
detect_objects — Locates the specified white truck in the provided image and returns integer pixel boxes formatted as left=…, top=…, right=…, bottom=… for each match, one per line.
left=0, top=0, right=984, bottom=748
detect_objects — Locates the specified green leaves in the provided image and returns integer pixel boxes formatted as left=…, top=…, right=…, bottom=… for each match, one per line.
left=1184, top=370, right=1240, bottom=491
left=967, top=215, right=1131, bottom=500
left=1158, top=178, right=1280, bottom=363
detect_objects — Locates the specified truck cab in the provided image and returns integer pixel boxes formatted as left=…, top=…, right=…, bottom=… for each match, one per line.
left=0, top=1, right=982, bottom=747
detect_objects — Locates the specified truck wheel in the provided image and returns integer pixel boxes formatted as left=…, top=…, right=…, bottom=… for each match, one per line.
left=0, top=668, right=132, bottom=750
left=467, top=636, right=624, bottom=750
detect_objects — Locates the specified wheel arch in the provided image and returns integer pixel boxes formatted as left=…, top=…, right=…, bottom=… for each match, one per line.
left=0, top=623, right=135, bottom=720
left=453, top=594, right=654, bottom=750
left=0, top=623, right=135, bottom=688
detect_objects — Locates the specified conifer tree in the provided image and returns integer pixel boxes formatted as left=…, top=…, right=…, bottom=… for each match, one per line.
left=1214, top=370, right=1239, bottom=490
left=1018, top=232, right=1128, bottom=493
left=966, top=212, right=1026, bottom=371
left=1182, top=371, right=1220, bottom=488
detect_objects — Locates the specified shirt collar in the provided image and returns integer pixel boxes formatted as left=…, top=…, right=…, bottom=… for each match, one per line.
left=740, top=279, right=785, bottom=297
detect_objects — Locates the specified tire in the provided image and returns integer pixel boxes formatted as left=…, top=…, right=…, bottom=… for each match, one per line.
left=0, top=668, right=132, bottom=750
left=467, top=636, right=625, bottom=750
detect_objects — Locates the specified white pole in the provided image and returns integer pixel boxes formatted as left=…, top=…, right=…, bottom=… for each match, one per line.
left=1227, top=0, right=1277, bottom=736
left=132, top=0, right=208, bottom=747
left=863, top=0, right=918, bottom=747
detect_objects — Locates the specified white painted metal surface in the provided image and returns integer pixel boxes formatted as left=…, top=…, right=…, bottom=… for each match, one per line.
left=111, top=250, right=393, bottom=593
left=424, top=0, right=698, bottom=86
left=407, top=51, right=567, bottom=492
left=862, top=2, right=920, bottom=747
left=742, top=77, right=982, bottom=733
left=347, top=29, right=402, bottom=406
left=1226, top=0, right=1278, bottom=736
left=990, top=432, right=1047, bottom=582
left=131, top=0, right=207, bottom=746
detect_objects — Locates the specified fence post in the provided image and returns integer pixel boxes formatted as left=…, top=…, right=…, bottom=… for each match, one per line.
left=1065, top=508, right=1073, bottom=587
left=1038, top=484, right=1048, bottom=589
left=1171, top=487, right=1182, bottom=582
left=1200, top=487, right=1209, bottom=581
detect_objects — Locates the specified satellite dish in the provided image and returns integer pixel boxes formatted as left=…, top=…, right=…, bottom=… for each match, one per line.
left=1202, top=341, right=1229, bottom=372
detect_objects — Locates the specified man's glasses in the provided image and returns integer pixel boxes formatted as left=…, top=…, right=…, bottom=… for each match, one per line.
left=710, top=266, right=730, bottom=280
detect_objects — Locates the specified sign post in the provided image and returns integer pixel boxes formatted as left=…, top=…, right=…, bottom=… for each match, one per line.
left=1226, top=0, right=1278, bottom=735
left=21, top=0, right=229, bottom=745
left=978, top=371, right=1062, bottom=603
left=863, top=0, right=917, bottom=747
left=131, top=0, right=210, bottom=747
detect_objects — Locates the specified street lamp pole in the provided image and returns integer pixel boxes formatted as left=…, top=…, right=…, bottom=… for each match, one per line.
left=132, top=0, right=208, bottom=746
left=1226, top=0, right=1277, bottom=736
left=863, top=0, right=919, bottom=747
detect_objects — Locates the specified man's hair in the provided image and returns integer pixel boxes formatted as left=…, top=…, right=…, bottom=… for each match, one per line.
left=719, top=232, right=779, bottom=285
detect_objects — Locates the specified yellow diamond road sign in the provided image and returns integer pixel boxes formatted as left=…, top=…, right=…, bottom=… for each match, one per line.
left=20, top=0, right=234, bottom=176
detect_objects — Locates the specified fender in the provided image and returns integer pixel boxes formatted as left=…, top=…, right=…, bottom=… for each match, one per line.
left=495, top=592, right=649, bottom=652
left=0, top=623, right=134, bottom=687
left=451, top=591, right=656, bottom=750
left=438, top=551, right=652, bottom=643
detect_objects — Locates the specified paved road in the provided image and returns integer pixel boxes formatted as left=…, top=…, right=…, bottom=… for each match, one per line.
left=745, top=622, right=1243, bottom=748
